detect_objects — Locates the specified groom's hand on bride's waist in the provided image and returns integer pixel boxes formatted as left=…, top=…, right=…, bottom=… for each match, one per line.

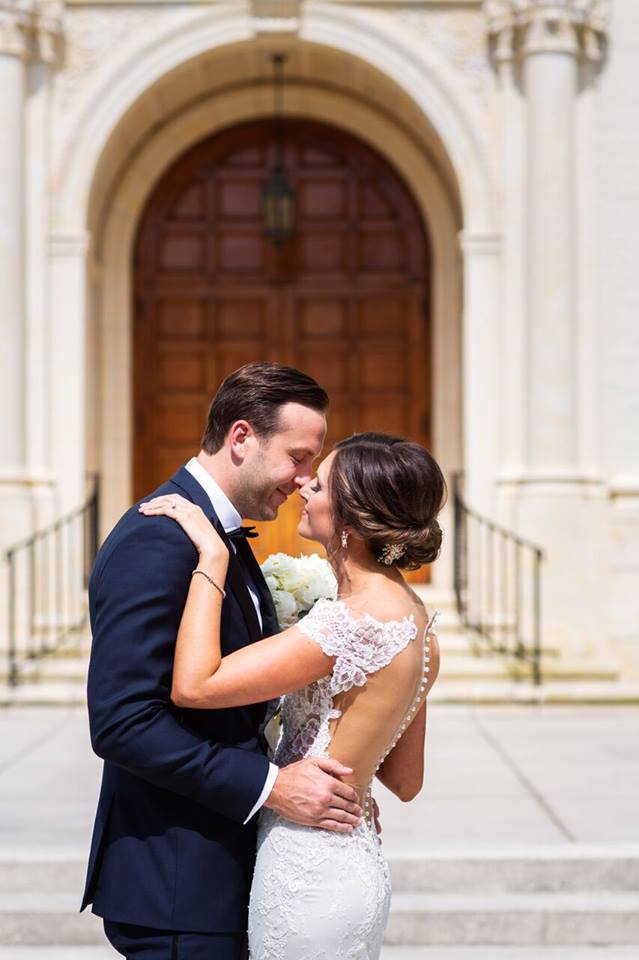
left=263, top=757, right=362, bottom=833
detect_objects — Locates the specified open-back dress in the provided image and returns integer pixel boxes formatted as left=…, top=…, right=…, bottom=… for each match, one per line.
left=248, top=597, right=438, bottom=960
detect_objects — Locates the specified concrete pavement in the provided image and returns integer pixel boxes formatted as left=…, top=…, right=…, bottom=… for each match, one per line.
left=0, top=704, right=638, bottom=956
left=2, top=704, right=639, bottom=855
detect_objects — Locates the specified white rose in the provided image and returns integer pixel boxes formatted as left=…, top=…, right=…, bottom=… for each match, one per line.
left=273, top=589, right=298, bottom=627
left=274, top=555, right=300, bottom=587
left=264, top=575, right=279, bottom=594
left=297, top=582, right=321, bottom=611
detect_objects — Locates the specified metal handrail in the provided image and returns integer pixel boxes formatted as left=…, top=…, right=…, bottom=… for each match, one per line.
left=5, top=475, right=100, bottom=686
left=452, top=472, right=544, bottom=685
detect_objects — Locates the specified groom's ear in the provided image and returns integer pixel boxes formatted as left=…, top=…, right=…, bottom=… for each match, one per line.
left=227, top=420, right=254, bottom=461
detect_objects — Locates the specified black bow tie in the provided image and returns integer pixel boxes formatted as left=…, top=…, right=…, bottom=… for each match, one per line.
left=227, top=526, right=259, bottom=542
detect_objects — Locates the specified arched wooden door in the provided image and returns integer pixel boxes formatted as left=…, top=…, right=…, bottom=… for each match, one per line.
left=134, top=118, right=432, bottom=577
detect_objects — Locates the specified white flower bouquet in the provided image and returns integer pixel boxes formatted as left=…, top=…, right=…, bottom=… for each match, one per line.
left=260, top=552, right=337, bottom=629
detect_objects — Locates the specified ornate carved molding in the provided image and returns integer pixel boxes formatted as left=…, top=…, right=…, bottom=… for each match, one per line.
left=0, top=2, right=31, bottom=58
left=0, top=0, right=64, bottom=64
left=34, top=0, right=65, bottom=65
left=484, top=1, right=609, bottom=63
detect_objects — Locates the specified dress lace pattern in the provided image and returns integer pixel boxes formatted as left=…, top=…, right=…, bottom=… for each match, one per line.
left=248, top=599, right=438, bottom=960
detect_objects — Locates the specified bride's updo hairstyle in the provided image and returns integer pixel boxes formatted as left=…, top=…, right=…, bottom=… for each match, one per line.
left=329, top=433, right=447, bottom=570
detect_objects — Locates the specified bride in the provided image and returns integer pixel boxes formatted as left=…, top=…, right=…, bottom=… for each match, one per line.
left=139, top=432, right=445, bottom=960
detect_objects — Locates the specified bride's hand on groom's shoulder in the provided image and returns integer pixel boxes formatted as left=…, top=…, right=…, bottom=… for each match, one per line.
left=138, top=494, right=228, bottom=561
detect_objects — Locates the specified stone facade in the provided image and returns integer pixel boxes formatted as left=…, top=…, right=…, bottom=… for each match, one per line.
left=1, top=0, right=637, bottom=669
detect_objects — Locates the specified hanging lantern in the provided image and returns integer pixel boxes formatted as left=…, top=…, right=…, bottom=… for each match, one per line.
left=263, top=54, right=295, bottom=245
left=263, top=167, right=295, bottom=245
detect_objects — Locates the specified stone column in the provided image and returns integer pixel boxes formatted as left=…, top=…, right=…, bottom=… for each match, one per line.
left=49, top=231, right=90, bottom=514
left=25, top=3, right=64, bottom=528
left=0, top=6, right=31, bottom=551
left=0, top=3, right=65, bottom=655
left=460, top=232, right=503, bottom=513
left=0, top=5, right=31, bottom=659
left=486, top=1, right=609, bottom=657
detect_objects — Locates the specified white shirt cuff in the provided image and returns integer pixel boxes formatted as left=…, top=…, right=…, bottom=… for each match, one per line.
left=243, top=762, right=279, bottom=825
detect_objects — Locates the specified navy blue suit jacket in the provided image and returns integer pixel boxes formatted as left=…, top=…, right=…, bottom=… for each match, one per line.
left=81, top=467, right=280, bottom=932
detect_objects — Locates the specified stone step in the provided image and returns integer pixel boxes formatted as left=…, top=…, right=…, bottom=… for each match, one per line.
left=385, top=891, right=639, bottom=946
left=0, top=895, right=103, bottom=947
left=436, top=635, right=561, bottom=661
left=4, top=677, right=639, bottom=707
left=2, top=891, right=639, bottom=948
left=3, top=658, right=89, bottom=685
left=380, top=950, right=639, bottom=959
left=389, top=850, right=639, bottom=893
left=0, top=859, right=88, bottom=894
left=0, top=951, right=115, bottom=960
left=3, top=648, right=617, bottom=688
left=411, top=585, right=457, bottom=611
left=0, top=683, right=87, bottom=708
left=439, top=656, right=620, bottom=682
left=429, top=680, right=639, bottom=704
left=3, top=850, right=638, bottom=895
left=0, top=949, right=637, bottom=960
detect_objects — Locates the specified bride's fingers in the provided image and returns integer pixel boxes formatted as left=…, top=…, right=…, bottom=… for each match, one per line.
left=139, top=494, right=191, bottom=510
left=139, top=496, right=196, bottom=518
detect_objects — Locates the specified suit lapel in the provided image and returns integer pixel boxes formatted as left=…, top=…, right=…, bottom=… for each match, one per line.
left=170, top=467, right=262, bottom=642
left=234, top=538, right=280, bottom=637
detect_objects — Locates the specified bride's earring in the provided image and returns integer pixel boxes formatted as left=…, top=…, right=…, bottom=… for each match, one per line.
left=340, top=530, right=349, bottom=550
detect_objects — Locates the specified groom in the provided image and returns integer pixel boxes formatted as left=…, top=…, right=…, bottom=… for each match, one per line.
left=82, top=362, right=362, bottom=959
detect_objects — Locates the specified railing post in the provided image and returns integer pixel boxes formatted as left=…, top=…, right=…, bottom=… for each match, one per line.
left=55, top=520, right=62, bottom=649
left=28, top=540, right=36, bottom=659
left=4, top=476, right=101, bottom=684
left=533, top=548, right=543, bottom=685
left=7, top=550, right=17, bottom=687
left=86, top=474, right=99, bottom=586
left=452, top=476, right=544, bottom=685
left=514, top=542, right=523, bottom=660
left=452, top=472, right=467, bottom=626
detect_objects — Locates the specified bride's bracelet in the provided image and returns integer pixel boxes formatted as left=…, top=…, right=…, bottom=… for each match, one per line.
left=191, top=568, right=226, bottom=599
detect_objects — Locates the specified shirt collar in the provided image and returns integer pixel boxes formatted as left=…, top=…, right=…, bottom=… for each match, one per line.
left=184, top=457, right=242, bottom=533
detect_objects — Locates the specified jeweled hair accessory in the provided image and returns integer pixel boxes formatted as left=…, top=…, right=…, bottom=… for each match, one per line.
left=378, top=543, right=407, bottom=566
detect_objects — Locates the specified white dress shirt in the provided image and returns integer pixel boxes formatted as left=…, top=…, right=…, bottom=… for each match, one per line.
left=184, top=458, right=278, bottom=822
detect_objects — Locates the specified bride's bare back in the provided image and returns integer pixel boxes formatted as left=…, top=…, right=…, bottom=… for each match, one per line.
left=328, top=610, right=430, bottom=815
left=274, top=594, right=436, bottom=822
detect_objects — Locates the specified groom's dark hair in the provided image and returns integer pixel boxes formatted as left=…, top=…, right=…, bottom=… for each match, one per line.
left=201, top=361, right=329, bottom=454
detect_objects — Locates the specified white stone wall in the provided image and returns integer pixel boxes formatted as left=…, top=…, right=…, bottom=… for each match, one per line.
left=2, top=0, right=638, bottom=662
left=594, top=0, right=639, bottom=649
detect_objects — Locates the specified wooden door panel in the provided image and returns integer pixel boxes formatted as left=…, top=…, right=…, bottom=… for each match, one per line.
left=298, top=178, right=347, bottom=219
left=216, top=233, right=265, bottom=273
left=156, top=352, right=208, bottom=393
left=216, top=298, right=269, bottom=339
left=134, top=118, right=431, bottom=578
left=217, top=178, right=262, bottom=219
left=155, top=299, right=207, bottom=339
left=298, top=298, right=348, bottom=337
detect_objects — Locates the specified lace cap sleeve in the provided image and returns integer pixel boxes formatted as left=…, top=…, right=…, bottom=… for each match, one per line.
left=297, top=598, right=417, bottom=695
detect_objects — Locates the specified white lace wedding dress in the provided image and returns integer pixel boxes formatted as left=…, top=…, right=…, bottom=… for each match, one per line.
left=248, top=598, right=437, bottom=960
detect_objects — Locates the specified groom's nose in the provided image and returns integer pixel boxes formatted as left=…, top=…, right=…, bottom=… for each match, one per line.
left=298, top=482, right=311, bottom=502
left=294, top=465, right=313, bottom=488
